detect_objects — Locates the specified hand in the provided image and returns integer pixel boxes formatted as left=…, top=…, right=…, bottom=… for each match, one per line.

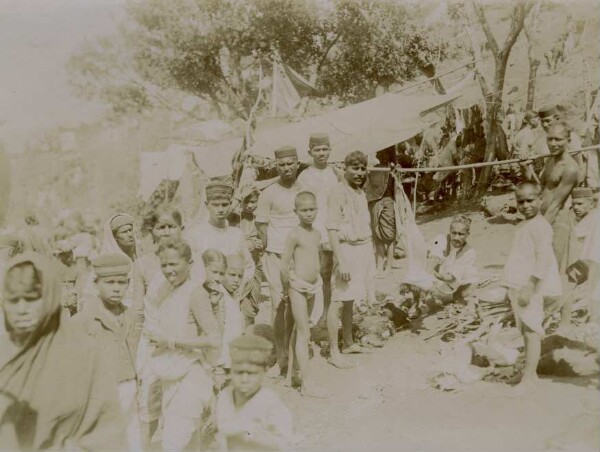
left=337, top=259, right=351, bottom=281
left=518, top=286, right=534, bottom=307
left=145, top=326, right=169, bottom=347
left=252, top=237, right=264, bottom=250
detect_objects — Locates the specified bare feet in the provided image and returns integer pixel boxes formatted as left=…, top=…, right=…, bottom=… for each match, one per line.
left=509, top=374, right=540, bottom=397
left=342, top=343, right=373, bottom=354
left=301, top=384, right=328, bottom=398
left=327, top=354, right=353, bottom=369
left=266, top=363, right=281, bottom=379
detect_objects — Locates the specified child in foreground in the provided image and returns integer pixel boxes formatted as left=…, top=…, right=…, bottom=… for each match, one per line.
left=281, top=191, right=327, bottom=397
left=216, top=334, right=294, bottom=451
left=503, top=181, right=562, bottom=390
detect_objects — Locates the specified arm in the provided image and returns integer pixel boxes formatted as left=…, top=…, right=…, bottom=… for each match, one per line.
left=326, top=187, right=350, bottom=280
left=255, top=189, right=270, bottom=249
left=542, top=166, right=579, bottom=223
left=280, top=232, right=296, bottom=291
left=239, top=232, right=256, bottom=285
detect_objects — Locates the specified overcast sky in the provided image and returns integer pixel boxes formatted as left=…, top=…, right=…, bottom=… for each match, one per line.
left=0, top=0, right=124, bottom=153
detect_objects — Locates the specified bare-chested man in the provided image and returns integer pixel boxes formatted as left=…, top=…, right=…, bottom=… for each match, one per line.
left=540, top=121, right=582, bottom=275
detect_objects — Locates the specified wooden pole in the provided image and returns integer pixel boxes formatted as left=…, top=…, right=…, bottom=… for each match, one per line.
left=366, top=144, right=600, bottom=174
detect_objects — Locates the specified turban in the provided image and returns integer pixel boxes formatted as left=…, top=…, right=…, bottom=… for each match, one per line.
left=274, top=146, right=297, bottom=159
left=206, top=180, right=234, bottom=200
left=109, top=214, right=134, bottom=232
left=309, top=133, right=330, bottom=149
left=229, top=334, right=273, bottom=366
left=538, top=105, right=558, bottom=119
left=92, top=253, right=132, bottom=277
left=572, top=187, right=594, bottom=199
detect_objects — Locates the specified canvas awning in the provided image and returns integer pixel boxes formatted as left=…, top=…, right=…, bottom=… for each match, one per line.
left=247, top=91, right=461, bottom=162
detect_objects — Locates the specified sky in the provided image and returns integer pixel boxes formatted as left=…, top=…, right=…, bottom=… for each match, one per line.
left=0, top=0, right=124, bottom=153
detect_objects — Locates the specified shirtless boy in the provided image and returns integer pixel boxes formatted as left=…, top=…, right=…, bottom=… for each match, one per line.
left=540, top=121, right=581, bottom=273
left=280, top=191, right=326, bottom=397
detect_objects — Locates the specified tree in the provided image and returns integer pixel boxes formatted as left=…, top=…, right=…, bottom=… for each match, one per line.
left=68, top=0, right=449, bottom=121
left=451, top=0, right=534, bottom=192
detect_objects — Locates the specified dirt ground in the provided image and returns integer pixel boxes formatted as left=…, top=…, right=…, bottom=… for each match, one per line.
left=261, top=198, right=600, bottom=451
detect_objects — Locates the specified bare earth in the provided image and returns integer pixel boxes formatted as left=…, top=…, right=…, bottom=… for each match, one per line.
left=262, top=205, right=600, bottom=451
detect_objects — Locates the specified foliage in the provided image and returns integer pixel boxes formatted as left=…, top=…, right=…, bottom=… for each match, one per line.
left=68, top=0, right=452, bottom=120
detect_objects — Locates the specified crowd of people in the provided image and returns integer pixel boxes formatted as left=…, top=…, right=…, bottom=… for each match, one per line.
left=0, top=103, right=599, bottom=450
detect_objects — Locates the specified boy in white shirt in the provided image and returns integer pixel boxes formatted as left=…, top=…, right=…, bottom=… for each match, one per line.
left=504, top=181, right=562, bottom=390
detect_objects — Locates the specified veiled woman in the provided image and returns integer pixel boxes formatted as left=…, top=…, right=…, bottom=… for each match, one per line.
left=0, top=252, right=125, bottom=450
left=79, top=213, right=144, bottom=313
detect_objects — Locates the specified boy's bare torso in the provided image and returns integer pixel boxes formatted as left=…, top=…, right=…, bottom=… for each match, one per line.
left=291, top=226, right=321, bottom=285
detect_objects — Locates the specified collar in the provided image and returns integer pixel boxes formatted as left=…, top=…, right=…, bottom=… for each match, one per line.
left=87, top=296, right=128, bottom=332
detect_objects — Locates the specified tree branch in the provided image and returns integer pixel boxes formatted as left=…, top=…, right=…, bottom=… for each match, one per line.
left=470, top=0, right=500, bottom=56
left=501, top=1, right=533, bottom=58
left=317, top=33, right=342, bottom=73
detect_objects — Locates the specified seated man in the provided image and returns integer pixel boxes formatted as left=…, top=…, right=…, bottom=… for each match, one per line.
left=404, top=215, right=478, bottom=318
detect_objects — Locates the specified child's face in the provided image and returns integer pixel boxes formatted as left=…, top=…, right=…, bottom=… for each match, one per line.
left=515, top=186, right=542, bottom=219
left=206, top=198, right=231, bottom=223
left=449, top=222, right=469, bottom=249
left=295, top=196, right=317, bottom=226
left=223, top=264, right=244, bottom=294
left=151, top=215, right=182, bottom=244
left=309, top=145, right=331, bottom=167
left=205, top=262, right=226, bottom=285
left=159, top=248, right=191, bottom=287
left=572, top=198, right=594, bottom=220
left=231, top=362, right=265, bottom=398
left=95, top=275, right=130, bottom=306
left=242, top=194, right=258, bottom=214
left=345, top=162, right=367, bottom=189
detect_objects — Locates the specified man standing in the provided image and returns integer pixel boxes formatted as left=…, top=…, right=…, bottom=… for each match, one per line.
left=540, top=121, right=581, bottom=275
left=297, top=133, right=339, bottom=326
left=185, top=180, right=254, bottom=287
left=256, top=146, right=302, bottom=376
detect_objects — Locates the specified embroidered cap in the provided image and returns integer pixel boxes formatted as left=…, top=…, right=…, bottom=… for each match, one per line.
left=92, top=253, right=132, bottom=277
left=229, top=334, right=274, bottom=366
left=274, top=146, right=297, bottom=159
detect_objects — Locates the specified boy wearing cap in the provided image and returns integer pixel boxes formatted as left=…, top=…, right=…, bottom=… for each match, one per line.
left=71, top=253, right=144, bottom=450
left=185, top=180, right=255, bottom=291
left=559, top=187, right=600, bottom=329
left=297, top=133, right=339, bottom=326
left=326, top=151, right=375, bottom=368
left=256, top=145, right=301, bottom=376
left=216, top=334, right=294, bottom=451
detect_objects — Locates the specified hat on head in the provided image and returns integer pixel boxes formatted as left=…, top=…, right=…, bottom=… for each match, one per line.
left=572, top=187, right=594, bottom=199
left=538, top=105, right=558, bottom=119
left=309, top=133, right=330, bottom=149
left=274, top=146, right=297, bottom=159
left=206, top=180, right=233, bottom=199
left=229, top=334, right=274, bottom=366
left=92, top=253, right=132, bottom=277
left=110, top=214, right=134, bottom=232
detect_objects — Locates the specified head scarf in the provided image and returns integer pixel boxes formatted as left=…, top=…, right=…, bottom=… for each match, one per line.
left=101, top=213, right=139, bottom=261
left=0, top=252, right=125, bottom=450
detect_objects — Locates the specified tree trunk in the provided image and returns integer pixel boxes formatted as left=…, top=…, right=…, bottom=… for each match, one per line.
left=525, top=59, right=539, bottom=110
left=476, top=60, right=506, bottom=193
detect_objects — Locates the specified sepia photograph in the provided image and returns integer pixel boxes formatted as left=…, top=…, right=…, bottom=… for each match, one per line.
left=0, top=0, right=599, bottom=450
